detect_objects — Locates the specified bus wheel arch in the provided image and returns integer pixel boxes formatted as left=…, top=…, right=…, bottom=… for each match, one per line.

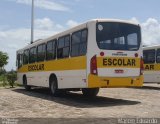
left=23, top=75, right=31, bottom=91
left=49, top=74, right=59, bottom=96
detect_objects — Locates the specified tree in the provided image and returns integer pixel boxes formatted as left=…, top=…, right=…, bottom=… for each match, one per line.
left=0, top=51, right=9, bottom=70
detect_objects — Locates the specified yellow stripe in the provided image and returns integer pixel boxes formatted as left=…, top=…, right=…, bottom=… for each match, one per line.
left=18, top=56, right=86, bottom=73
left=144, top=63, right=160, bottom=71
left=97, top=57, right=140, bottom=68
left=18, top=56, right=141, bottom=73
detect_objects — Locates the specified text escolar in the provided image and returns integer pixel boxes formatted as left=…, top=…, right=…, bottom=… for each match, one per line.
left=28, top=64, right=44, bottom=71
left=103, top=58, right=136, bottom=66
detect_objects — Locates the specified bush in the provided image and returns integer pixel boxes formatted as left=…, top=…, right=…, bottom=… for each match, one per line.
left=6, top=71, right=17, bottom=88
left=0, top=74, right=7, bottom=87
left=0, top=69, right=6, bottom=75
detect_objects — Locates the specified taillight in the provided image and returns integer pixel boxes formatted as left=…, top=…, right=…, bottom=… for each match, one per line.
left=140, top=57, right=144, bottom=75
left=90, top=55, right=98, bottom=75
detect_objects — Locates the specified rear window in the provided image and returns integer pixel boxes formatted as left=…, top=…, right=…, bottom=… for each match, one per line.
left=96, top=22, right=141, bottom=51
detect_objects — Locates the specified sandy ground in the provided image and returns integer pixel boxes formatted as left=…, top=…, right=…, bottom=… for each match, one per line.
left=0, top=84, right=160, bottom=123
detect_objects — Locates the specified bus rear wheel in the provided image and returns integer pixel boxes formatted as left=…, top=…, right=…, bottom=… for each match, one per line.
left=82, top=88, right=99, bottom=97
left=23, top=76, right=31, bottom=91
left=50, top=77, right=59, bottom=96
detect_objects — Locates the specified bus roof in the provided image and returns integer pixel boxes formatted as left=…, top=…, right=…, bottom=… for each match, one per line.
left=143, top=44, right=160, bottom=50
left=17, top=18, right=140, bottom=53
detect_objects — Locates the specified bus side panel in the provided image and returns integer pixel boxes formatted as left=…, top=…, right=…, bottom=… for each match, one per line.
left=46, top=56, right=87, bottom=89
left=56, top=70, right=87, bottom=89
left=17, top=56, right=87, bottom=89
left=25, top=70, right=87, bottom=89
left=17, top=70, right=87, bottom=88
left=144, top=71, right=157, bottom=83
left=144, top=63, right=160, bottom=83
left=27, top=72, right=49, bottom=87
left=17, top=72, right=23, bottom=85
left=154, top=71, right=160, bottom=83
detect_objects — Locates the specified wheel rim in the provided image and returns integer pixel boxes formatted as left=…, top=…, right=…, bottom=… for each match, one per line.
left=51, top=80, right=56, bottom=94
left=24, top=78, right=27, bottom=86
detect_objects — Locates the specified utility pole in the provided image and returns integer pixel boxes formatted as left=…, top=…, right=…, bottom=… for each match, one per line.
left=31, top=0, right=34, bottom=44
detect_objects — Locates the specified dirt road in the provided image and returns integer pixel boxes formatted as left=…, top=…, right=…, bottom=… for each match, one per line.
left=0, top=84, right=160, bottom=123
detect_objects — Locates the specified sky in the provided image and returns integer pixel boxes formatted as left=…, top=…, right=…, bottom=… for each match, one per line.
left=0, top=0, right=160, bottom=71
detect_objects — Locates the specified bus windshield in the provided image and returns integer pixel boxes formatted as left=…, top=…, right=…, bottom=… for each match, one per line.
left=96, top=22, right=141, bottom=51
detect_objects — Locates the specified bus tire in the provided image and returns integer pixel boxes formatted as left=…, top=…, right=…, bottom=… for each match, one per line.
left=23, top=76, right=31, bottom=91
left=49, top=77, right=59, bottom=96
left=82, top=88, right=99, bottom=97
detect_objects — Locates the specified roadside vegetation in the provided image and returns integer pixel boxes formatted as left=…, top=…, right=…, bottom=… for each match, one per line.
left=0, top=69, right=20, bottom=88
left=0, top=51, right=20, bottom=88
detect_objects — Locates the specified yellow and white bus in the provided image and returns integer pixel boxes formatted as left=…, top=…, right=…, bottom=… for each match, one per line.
left=143, top=45, right=160, bottom=83
left=17, top=19, right=143, bottom=97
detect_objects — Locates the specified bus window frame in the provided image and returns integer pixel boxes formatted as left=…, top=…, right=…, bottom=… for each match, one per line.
left=37, top=43, right=46, bottom=62
left=29, top=46, right=37, bottom=63
left=71, top=28, right=88, bottom=57
left=23, top=49, right=29, bottom=65
left=156, top=49, right=160, bottom=63
left=46, top=39, right=57, bottom=61
left=17, top=53, right=23, bottom=68
left=57, top=34, right=70, bottom=59
left=143, top=49, right=156, bottom=64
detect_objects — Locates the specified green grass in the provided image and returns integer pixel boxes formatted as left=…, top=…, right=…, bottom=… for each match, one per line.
left=0, top=79, right=22, bottom=87
left=0, top=75, right=3, bottom=81
left=14, top=82, right=22, bottom=87
left=0, top=83, right=3, bottom=87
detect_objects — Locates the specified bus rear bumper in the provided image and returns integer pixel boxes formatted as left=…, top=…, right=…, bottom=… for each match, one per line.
left=88, top=74, right=143, bottom=88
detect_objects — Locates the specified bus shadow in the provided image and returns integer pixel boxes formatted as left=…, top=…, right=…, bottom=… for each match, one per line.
left=12, top=88, right=140, bottom=108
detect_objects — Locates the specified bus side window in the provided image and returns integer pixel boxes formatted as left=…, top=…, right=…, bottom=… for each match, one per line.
left=63, top=35, right=70, bottom=57
left=23, top=49, right=29, bottom=65
left=17, top=53, right=23, bottom=68
left=17, top=54, right=20, bottom=68
left=29, top=47, right=37, bottom=63
left=71, top=29, right=88, bottom=57
left=80, top=29, right=88, bottom=55
left=37, top=44, right=46, bottom=62
left=143, top=51, right=147, bottom=64
left=57, top=35, right=70, bottom=59
left=156, top=49, right=160, bottom=63
left=143, top=49, right=155, bottom=64
left=46, top=40, right=56, bottom=60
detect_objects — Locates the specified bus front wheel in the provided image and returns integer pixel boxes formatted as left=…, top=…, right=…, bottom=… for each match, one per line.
left=23, top=76, right=31, bottom=91
left=50, top=77, right=59, bottom=96
left=82, top=88, right=99, bottom=97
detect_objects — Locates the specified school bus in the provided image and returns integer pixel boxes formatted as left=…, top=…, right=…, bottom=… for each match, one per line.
left=16, top=19, right=143, bottom=97
left=143, top=45, right=160, bottom=83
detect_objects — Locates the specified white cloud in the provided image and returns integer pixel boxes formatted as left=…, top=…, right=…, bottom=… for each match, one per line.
left=141, top=18, right=160, bottom=45
left=66, top=20, right=79, bottom=27
left=0, top=28, right=56, bottom=71
left=0, top=18, right=78, bottom=71
left=35, top=18, right=64, bottom=31
left=129, top=17, right=139, bottom=24
left=35, top=18, right=54, bottom=30
left=8, top=0, right=70, bottom=11
left=129, top=17, right=160, bottom=45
